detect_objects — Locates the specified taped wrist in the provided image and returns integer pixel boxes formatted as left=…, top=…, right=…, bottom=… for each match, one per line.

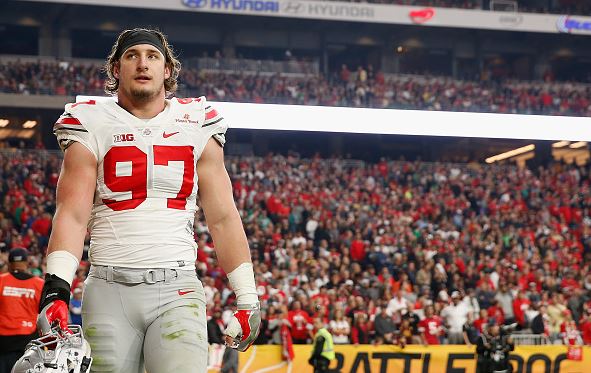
left=227, top=262, right=259, bottom=305
left=39, top=274, right=71, bottom=312
left=46, top=250, right=79, bottom=285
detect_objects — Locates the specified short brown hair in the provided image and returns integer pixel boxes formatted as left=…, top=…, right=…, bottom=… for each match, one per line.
left=104, top=28, right=181, bottom=96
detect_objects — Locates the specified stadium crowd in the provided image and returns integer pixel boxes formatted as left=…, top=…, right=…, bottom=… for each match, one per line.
left=1, top=60, right=591, bottom=117
left=318, top=0, right=591, bottom=16
left=1, top=148, right=591, bottom=346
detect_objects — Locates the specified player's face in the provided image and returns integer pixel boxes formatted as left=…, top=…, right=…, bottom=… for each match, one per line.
left=115, top=44, right=171, bottom=102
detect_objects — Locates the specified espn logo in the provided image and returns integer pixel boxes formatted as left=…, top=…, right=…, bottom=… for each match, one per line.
left=113, top=133, right=135, bottom=143
left=2, top=286, right=36, bottom=299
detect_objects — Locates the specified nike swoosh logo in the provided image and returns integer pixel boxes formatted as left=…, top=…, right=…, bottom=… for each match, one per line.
left=163, top=131, right=179, bottom=138
left=178, top=290, right=195, bottom=296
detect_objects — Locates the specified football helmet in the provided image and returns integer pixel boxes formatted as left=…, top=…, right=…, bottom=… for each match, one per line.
left=11, top=325, right=92, bottom=373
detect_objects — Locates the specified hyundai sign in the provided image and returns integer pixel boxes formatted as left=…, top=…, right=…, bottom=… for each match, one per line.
left=15, top=0, right=591, bottom=36
left=183, top=0, right=279, bottom=12
left=557, top=16, right=591, bottom=34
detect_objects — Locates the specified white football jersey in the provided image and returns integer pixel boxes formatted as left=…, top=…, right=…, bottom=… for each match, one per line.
left=53, top=97, right=228, bottom=269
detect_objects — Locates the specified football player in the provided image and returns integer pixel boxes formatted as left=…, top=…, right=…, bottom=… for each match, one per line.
left=36, top=28, right=260, bottom=372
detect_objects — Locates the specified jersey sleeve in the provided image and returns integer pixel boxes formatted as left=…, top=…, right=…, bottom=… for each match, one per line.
left=201, top=104, right=228, bottom=148
left=53, top=104, right=98, bottom=159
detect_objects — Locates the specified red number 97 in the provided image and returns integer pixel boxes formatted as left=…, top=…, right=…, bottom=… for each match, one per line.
left=102, top=145, right=194, bottom=211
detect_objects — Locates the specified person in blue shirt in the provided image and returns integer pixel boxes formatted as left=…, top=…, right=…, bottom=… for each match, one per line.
left=69, top=287, right=83, bottom=326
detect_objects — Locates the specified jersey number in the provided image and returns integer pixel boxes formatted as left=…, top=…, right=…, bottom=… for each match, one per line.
left=103, top=145, right=194, bottom=211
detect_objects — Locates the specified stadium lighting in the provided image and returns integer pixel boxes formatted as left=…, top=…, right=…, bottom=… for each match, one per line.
left=22, top=120, right=37, bottom=128
left=569, top=141, right=587, bottom=149
left=552, top=140, right=570, bottom=148
left=485, top=144, right=535, bottom=164
left=0, top=119, right=9, bottom=127
left=76, top=96, right=591, bottom=141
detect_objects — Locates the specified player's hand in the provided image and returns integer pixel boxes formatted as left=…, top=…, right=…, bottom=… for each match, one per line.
left=224, top=303, right=261, bottom=352
left=37, top=300, right=70, bottom=335
left=37, top=274, right=72, bottom=335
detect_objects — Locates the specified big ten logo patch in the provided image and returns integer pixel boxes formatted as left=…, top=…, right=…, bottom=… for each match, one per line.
left=113, top=133, right=135, bottom=143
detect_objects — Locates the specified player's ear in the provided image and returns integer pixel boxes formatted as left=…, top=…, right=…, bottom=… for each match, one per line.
left=164, top=63, right=171, bottom=80
left=113, top=62, right=120, bottom=79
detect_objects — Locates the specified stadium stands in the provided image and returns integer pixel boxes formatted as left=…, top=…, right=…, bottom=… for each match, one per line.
left=3, top=1, right=591, bottom=370
left=1, top=59, right=590, bottom=117
left=1, top=149, right=590, bottom=345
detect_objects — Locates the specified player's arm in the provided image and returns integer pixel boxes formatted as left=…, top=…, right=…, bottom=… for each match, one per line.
left=197, top=137, right=260, bottom=351
left=197, top=138, right=251, bottom=271
left=38, top=142, right=96, bottom=334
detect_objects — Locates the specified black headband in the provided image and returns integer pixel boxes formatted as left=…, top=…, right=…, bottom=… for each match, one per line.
left=116, top=30, right=166, bottom=60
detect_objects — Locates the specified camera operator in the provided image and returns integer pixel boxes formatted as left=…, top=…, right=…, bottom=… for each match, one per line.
left=476, top=321, right=515, bottom=373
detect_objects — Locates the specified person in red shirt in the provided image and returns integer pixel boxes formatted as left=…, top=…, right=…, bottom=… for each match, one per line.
left=31, top=211, right=52, bottom=238
left=351, top=313, right=370, bottom=345
left=487, top=299, right=505, bottom=326
left=350, top=232, right=366, bottom=262
left=311, top=287, right=330, bottom=309
left=513, top=291, right=531, bottom=327
left=419, top=305, right=443, bottom=345
left=579, top=313, right=591, bottom=346
left=288, top=300, right=312, bottom=344
left=473, top=309, right=489, bottom=334
left=0, top=249, right=44, bottom=372
left=560, top=272, right=581, bottom=293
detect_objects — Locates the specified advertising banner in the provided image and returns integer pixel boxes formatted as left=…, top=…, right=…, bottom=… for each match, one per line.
left=237, top=344, right=591, bottom=373
left=16, top=0, right=591, bottom=36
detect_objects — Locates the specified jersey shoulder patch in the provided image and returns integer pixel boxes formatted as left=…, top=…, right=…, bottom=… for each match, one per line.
left=53, top=100, right=100, bottom=157
left=203, top=104, right=224, bottom=128
left=201, top=97, right=228, bottom=149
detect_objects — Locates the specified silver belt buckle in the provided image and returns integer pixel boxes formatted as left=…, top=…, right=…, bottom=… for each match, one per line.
left=167, top=269, right=178, bottom=282
left=143, top=269, right=157, bottom=284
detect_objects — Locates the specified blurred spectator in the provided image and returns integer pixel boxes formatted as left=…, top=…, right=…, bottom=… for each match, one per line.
left=287, top=300, right=312, bottom=344
left=441, top=291, right=470, bottom=344
left=547, top=293, right=568, bottom=339
left=397, top=317, right=415, bottom=347
left=463, top=314, right=480, bottom=346
left=495, top=283, right=514, bottom=325
left=580, top=312, right=591, bottom=345
left=0, top=248, right=44, bottom=372
left=207, top=308, right=225, bottom=345
left=512, top=291, right=531, bottom=328
left=329, top=309, right=350, bottom=344
left=268, top=307, right=290, bottom=345
left=350, top=313, right=370, bottom=344
left=374, top=307, right=396, bottom=344
left=473, top=309, right=489, bottom=335
left=486, top=299, right=505, bottom=326
left=419, top=305, right=443, bottom=345
left=69, top=286, right=83, bottom=326
left=387, top=290, right=411, bottom=316
left=530, top=304, right=548, bottom=336
left=561, top=310, right=582, bottom=345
